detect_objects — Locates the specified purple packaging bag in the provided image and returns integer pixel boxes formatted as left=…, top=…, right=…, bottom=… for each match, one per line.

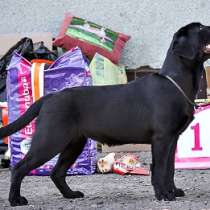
left=7, top=47, right=97, bottom=175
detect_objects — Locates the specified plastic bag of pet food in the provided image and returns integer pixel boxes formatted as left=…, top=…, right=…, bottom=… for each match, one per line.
left=0, top=37, right=57, bottom=102
left=89, top=53, right=127, bottom=85
left=53, top=13, right=130, bottom=64
left=7, top=47, right=97, bottom=175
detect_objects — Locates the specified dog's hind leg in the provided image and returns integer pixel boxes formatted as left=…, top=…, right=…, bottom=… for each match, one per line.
left=50, top=138, right=87, bottom=199
left=9, top=157, right=31, bottom=206
left=8, top=129, right=69, bottom=206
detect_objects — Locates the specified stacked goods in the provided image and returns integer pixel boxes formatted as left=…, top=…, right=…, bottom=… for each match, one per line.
left=7, top=47, right=97, bottom=175
left=3, top=13, right=130, bottom=172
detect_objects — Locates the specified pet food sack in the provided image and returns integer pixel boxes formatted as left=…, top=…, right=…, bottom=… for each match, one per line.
left=53, top=13, right=130, bottom=64
left=7, top=47, right=97, bottom=175
left=89, top=53, right=127, bottom=85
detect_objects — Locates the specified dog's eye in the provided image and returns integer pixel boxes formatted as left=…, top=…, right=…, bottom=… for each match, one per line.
left=199, top=26, right=203, bottom=31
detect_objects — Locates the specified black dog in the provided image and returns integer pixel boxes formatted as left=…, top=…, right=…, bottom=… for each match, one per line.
left=1, top=23, right=210, bottom=206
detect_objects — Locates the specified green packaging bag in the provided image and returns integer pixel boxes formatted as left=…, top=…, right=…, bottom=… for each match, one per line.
left=89, top=53, right=127, bottom=86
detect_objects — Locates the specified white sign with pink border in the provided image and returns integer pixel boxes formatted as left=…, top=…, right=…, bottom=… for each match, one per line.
left=175, top=105, right=210, bottom=169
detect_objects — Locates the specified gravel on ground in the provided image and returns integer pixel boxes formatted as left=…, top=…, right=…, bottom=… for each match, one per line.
left=0, top=151, right=210, bottom=210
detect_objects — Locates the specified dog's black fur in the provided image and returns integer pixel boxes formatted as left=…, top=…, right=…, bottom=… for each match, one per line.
left=1, top=23, right=210, bottom=206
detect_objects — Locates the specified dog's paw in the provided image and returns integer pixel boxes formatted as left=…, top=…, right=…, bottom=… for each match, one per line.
left=155, top=191, right=176, bottom=201
left=163, top=191, right=176, bottom=201
left=63, top=190, right=84, bottom=199
left=154, top=187, right=176, bottom=201
left=174, top=188, right=185, bottom=197
left=9, top=196, right=28, bottom=206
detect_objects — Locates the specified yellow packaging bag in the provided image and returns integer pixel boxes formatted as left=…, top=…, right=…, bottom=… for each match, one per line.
left=89, top=53, right=127, bottom=85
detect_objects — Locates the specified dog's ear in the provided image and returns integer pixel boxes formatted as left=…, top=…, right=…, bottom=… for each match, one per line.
left=172, top=32, right=196, bottom=60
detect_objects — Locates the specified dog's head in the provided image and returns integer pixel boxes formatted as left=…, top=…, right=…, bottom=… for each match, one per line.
left=172, top=22, right=210, bottom=61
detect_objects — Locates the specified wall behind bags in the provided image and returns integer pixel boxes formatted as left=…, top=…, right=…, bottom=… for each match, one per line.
left=0, top=0, right=210, bottom=68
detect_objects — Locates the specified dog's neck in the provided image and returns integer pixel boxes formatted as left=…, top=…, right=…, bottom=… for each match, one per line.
left=160, top=50, right=204, bottom=101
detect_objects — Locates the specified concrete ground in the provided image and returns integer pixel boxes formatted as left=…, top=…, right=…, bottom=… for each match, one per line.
left=0, top=151, right=210, bottom=210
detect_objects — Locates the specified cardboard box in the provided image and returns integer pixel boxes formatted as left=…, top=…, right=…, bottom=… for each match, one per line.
left=126, top=66, right=159, bottom=82
left=206, top=66, right=210, bottom=89
left=102, top=144, right=151, bottom=152
left=0, top=33, right=52, bottom=56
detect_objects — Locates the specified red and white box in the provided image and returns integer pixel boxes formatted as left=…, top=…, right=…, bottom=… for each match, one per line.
left=175, top=105, right=210, bottom=169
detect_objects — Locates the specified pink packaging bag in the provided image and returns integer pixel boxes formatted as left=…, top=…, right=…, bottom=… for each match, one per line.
left=7, top=47, right=97, bottom=175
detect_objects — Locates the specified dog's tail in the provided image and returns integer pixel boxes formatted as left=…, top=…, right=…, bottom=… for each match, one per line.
left=0, top=94, right=52, bottom=138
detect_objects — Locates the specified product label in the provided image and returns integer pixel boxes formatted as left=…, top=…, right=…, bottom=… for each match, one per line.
left=17, top=61, right=35, bottom=138
left=66, top=17, right=118, bottom=52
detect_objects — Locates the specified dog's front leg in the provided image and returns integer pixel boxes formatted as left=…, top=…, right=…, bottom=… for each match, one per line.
left=166, top=138, right=185, bottom=197
left=151, top=135, right=176, bottom=201
left=164, top=116, right=194, bottom=198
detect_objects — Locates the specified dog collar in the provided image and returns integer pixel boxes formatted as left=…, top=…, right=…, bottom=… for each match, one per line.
left=158, top=74, right=198, bottom=108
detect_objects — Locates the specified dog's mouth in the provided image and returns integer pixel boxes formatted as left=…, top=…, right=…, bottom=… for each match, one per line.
left=203, top=44, right=210, bottom=54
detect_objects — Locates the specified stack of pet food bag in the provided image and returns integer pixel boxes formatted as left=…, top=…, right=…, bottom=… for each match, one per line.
left=0, top=13, right=130, bottom=175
